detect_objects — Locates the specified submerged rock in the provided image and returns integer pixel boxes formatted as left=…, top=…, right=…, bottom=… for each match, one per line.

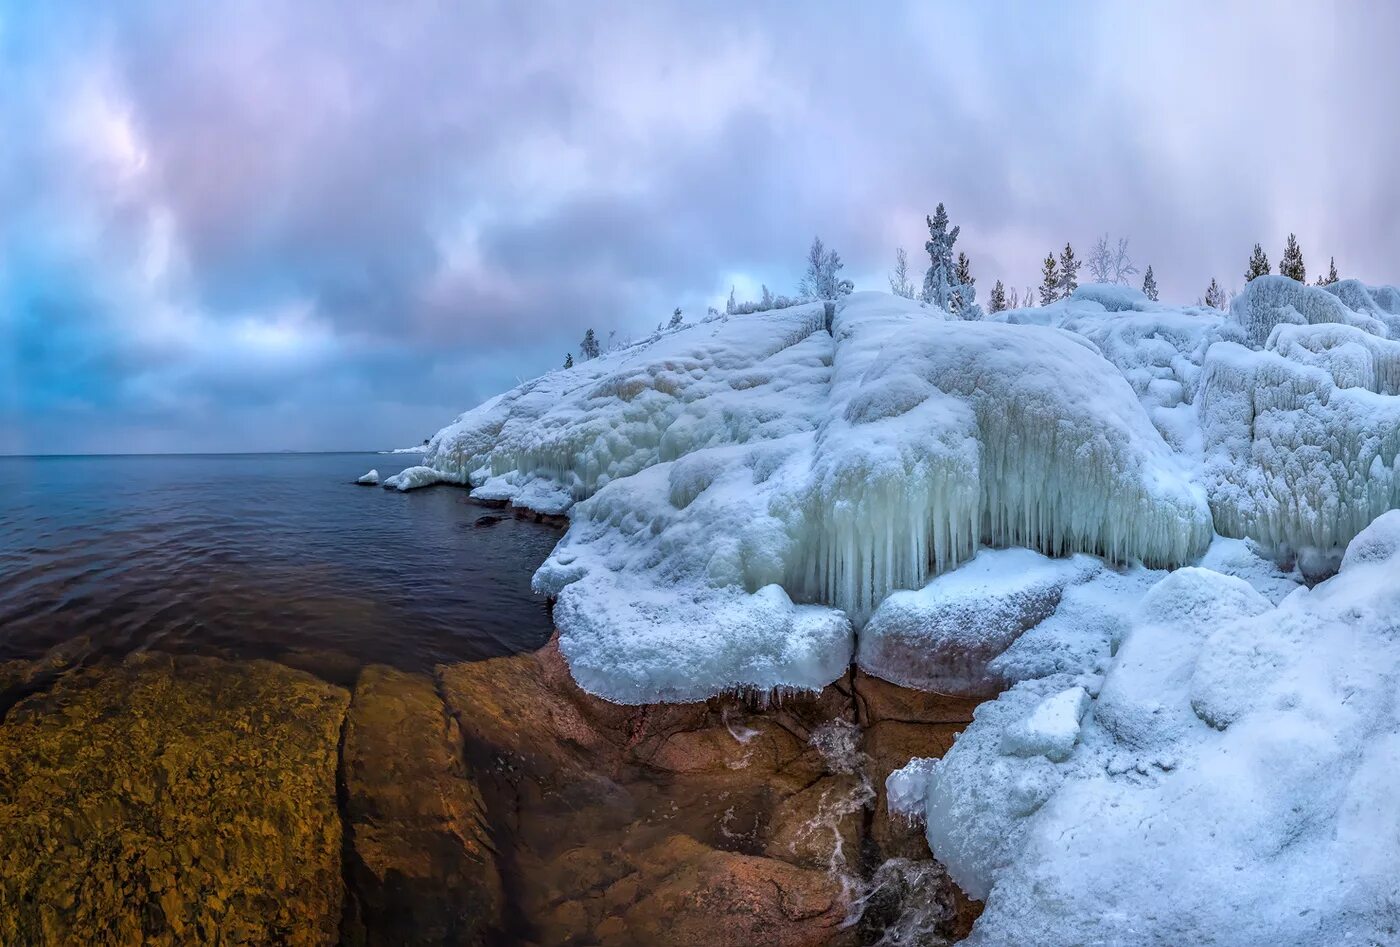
left=342, top=665, right=503, bottom=945
left=0, top=652, right=348, bottom=946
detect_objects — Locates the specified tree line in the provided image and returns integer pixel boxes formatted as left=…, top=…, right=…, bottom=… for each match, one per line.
left=561, top=216, right=1347, bottom=367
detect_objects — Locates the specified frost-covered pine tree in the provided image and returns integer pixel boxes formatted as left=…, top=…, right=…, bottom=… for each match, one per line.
left=950, top=251, right=978, bottom=315
left=1245, top=243, right=1270, bottom=281
left=921, top=203, right=962, bottom=311
left=726, top=286, right=738, bottom=316
left=988, top=279, right=1007, bottom=313
left=889, top=247, right=917, bottom=299
left=563, top=352, right=573, bottom=369
left=669, top=307, right=684, bottom=329
left=1142, top=264, right=1158, bottom=301
left=1039, top=253, right=1060, bottom=306
left=580, top=329, right=600, bottom=360
left=1204, top=277, right=1224, bottom=309
left=1280, top=233, right=1306, bottom=283
left=1057, top=243, right=1079, bottom=299
left=760, top=285, right=774, bottom=309
left=1319, top=256, right=1339, bottom=285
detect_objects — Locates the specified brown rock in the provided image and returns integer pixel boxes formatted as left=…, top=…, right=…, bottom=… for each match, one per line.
left=0, top=652, right=347, bottom=946
left=853, top=667, right=981, bottom=727
left=342, top=665, right=503, bottom=945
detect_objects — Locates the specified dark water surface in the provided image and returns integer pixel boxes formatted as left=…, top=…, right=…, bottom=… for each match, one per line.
left=0, top=452, right=561, bottom=673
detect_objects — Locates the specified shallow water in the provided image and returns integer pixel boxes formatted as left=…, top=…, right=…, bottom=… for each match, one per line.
left=0, top=452, right=561, bottom=672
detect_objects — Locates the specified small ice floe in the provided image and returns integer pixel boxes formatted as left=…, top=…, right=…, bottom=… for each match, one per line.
left=355, top=469, right=380, bottom=486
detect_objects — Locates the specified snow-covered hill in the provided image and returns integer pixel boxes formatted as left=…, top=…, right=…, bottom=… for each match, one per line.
left=415, top=275, right=1400, bottom=942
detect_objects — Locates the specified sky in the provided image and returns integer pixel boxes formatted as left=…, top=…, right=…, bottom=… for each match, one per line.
left=2, top=1, right=1397, bottom=454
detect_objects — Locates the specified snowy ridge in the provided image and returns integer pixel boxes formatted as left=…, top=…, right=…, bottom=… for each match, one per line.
left=416, top=278, right=1400, bottom=704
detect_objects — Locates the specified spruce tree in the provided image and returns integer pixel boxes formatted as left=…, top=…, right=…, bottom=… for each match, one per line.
left=1057, top=243, right=1080, bottom=299
left=922, top=203, right=969, bottom=311
left=1280, top=233, right=1306, bottom=282
left=580, top=328, right=600, bottom=360
left=669, top=307, right=684, bottom=328
left=760, top=285, right=774, bottom=309
left=1204, top=277, right=1224, bottom=309
left=1245, top=243, right=1270, bottom=281
left=988, top=279, right=1007, bottom=313
left=563, top=352, right=573, bottom=369
left=1142, top=265, right=1159, bottom=301
left=1039, top=254, right=1060, bottom=306
left=1322, top=256, right=1339, bottom=285
left=726, top=286, right=738, bottom=315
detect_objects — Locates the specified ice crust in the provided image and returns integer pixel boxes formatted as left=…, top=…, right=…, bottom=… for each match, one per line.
left=419, top=280, right=1400, bottom=704
left=893, top=513, right=1400, bottom=944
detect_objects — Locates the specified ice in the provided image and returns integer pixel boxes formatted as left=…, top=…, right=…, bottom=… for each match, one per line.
left=1228, top=274, right=1388, bottom=348
left=895, top=512, right=1400, bottom=944
left=1199, top=329, right=1400, bottom=562
left=858, top=548, right=1100, bottom=695
left=355, top=469, right=379, bottom=485
left=998, top=685, right=1090, bottom=762
left=381, top=465, right=450, bottom=491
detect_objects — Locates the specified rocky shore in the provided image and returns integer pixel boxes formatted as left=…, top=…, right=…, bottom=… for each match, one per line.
left=0, top=637, right=982, bottom=945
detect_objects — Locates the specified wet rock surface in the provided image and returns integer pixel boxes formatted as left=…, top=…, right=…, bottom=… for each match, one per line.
left=0, top=652, right=348, bottom=946
left=0, top=639, right=983, bottom=945
left=341, top=665, right=503, bottom=945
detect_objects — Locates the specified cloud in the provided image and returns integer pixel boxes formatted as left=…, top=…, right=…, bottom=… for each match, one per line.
left=2, top=0, right=1397, bottom=452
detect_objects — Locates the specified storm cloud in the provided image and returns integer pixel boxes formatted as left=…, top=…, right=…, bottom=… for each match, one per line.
left=2, top=0, right=1397, bottom=452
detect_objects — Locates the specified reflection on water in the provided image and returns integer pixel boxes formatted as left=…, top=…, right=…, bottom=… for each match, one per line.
left=0, top=452, right=561, bottom=672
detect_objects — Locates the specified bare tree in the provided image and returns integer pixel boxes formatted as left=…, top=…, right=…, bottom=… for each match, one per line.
left=889, top=247, right=917, bottom=299
left=1087, top=233, right=1139, bottom=284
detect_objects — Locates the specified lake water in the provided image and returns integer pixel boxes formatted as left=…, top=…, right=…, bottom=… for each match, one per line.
left=0, top=452, right=562, bottom=675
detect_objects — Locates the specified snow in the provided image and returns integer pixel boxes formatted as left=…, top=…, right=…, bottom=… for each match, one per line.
left=355, top=468, right=380, bottom=485
left=381, top=465, right=450, bottom=491
left=891, top=515, right=1400, bottom=944
left=413, top=282, right=1400, bottom=708
left=858, top=548, right=1099, bottom=696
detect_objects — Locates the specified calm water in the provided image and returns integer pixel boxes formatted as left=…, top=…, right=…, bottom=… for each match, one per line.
left=0, top=452, right=561, bottom=674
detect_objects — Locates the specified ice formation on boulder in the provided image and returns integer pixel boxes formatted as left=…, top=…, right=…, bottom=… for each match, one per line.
left=858, top=548, right=1099, bottom=696
left=1199, top=328, right=1400, bottom=561
left=381, top=465, right=448, bottom=491
left=890, top=515, right=1400, bottom=945
left=355, top=469, right=379, bottom=485
left=1228, top=274, right=1387, bottom=347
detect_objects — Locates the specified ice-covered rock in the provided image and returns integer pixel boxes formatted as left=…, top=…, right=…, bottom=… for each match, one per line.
left=356, top=469, right=380, bottom=485
left=1229, top=274, right=1388, bottom=348
left=896, top=512, right=1400, bottom=945
left=998, top=686, right=1090, bottom=762
left=382, top=465, right=450, bottom=492
left=858, top=548, right=1099, bottom=696
left=1199, top=330, right=1400, bottom=559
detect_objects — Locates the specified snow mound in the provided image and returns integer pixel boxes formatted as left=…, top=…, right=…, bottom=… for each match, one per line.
left=896, top=514, right=1400, bottom=944
left=1323, top=278, right=1400, bottom=337
left=382, top=465, right=450, bottom=491
left=1199, top=331, right=1400, bottom=558
left=355, top=469, right=379, bottom=485
left=1066, top=282, right=1154, bottom=312
left=1229, top=274, right=1388, bottom=348
left=858, top=548, right=1099, bottom=696
left=423, top=303, right=831, bottom=508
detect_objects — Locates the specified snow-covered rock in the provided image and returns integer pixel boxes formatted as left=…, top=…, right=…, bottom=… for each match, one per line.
left=355, top=469, right=380, bottom=485
left=894, top=513, right=1400, bottom=944
left=381, top=465, right=451, bottom=492
left=1229, top=274, right=1389, bottom=347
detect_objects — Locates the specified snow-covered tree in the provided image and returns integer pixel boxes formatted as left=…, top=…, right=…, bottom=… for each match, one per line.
left=1317, top=256, right=1339, bottom=285
left=950, top=251, right=978, bottom=316
left=1086, top=234, right=1139, bottom=285
left=1280, top=233, right=1306, bottom=282
left=988, top=279, right=1007, bottom=313
left=668, top=307, right=684, bottom=329
left=563, top=352, right=573, bottom=369
left=799, top=236, right=855, bottom=300
left=580, top=329, right=600, bottom=360
left=889, top=247, right=917, bottom=299
left=921, top=203, right=969, bottom=311
left=1057, top=243, right=1080, bottom=299
left=760, top=285, right=774, bottom=309
left=1142, top=265, right=1159, bottom=301
left=1245, top=243, right=1270, bottom=281
left=1204, top=277, right=1224, bottom=309
left=726, top=286, right=738, bottom=316
left=1039, top=254, right=1060, bottom=306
